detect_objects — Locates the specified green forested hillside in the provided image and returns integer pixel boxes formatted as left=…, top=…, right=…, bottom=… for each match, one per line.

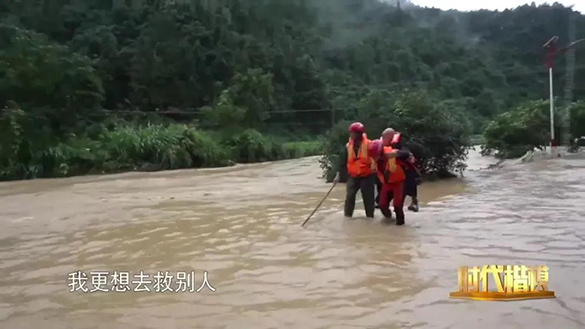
left=1, top=0, right=584, bottom=180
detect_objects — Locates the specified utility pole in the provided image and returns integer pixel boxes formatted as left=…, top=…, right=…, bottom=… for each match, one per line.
left=543, top=35, right=585, bottom=157
left=543, top=36, right=559, bottom=157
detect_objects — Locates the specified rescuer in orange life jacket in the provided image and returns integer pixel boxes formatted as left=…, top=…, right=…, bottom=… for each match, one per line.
left=378, top=128, right=421, bottom=212
left=334, top=122, right=377, bottom=219
left=370, top=132, right=413, bottom=225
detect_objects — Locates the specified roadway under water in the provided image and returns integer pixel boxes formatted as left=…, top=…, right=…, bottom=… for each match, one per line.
left=0, top=148, right=584, bottom=328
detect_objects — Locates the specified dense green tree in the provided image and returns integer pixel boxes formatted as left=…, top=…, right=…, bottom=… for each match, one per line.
left=1, top=0, right=584, bottom=180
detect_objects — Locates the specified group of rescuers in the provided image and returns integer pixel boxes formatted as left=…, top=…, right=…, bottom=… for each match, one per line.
left=333, top=122, right=421, bottom=226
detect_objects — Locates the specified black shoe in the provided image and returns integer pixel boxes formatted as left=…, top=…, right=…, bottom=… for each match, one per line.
left=408, top=204, right=419, bottom=212
left=395, top=208, right=405, bottom=226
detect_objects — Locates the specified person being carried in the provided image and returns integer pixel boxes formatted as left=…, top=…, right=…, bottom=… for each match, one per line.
left=381, top=128, right=420, bottom=212
left=403, top=153, right=421, bottom=212
left=369, top=138, right=411, bottom=225
left=334, top=122, right=377, bottom=219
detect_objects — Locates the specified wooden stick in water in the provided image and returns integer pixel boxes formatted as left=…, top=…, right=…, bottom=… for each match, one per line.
left=301, top=181, right=337, bottom=228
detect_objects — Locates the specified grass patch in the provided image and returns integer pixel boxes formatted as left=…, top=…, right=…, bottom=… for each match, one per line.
left=0, top=123, right=325, bottom=181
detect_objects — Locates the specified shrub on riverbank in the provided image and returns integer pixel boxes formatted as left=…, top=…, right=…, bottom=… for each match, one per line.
left=219, top=129, right=321, bottom=163
left=319, top=90, right=471, bottom=182
left=282, top=141, right=323, bottom=159
left=0, top=120, right=322, bottom=181
left=481, top=100, right=562, bottom=159
left=569, top=101, right=585, bottom=152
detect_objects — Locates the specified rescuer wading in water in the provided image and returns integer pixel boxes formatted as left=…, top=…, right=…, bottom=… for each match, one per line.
left=334, top=122, right=377, bottom=218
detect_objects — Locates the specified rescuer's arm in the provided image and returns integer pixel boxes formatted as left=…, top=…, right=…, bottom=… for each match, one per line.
left=400, top=146, right=418, bottom=168
left=384, top=150, right=410, bottom=160
left=396, top=150, right=410, bottom=160
left=401, top=146, right=422, bottom=180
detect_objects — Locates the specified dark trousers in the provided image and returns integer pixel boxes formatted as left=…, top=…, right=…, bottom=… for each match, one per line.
left=375, top=177, right=383, bottom=206
left=404, top=171, right=419, bottom=206
left=344, top=174, right=376, bottom=218
left=404, top=171, right=418, bottom=197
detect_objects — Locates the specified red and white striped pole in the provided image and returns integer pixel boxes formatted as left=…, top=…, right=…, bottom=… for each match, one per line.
left=548, top=65, right=555, bottom=155
left=542, top=36, right=584, bottom=157
left=544, top=37, right=558, bottom=157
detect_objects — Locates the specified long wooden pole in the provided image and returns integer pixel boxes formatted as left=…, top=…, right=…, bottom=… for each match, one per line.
left=301, top=181, right=337, bottom=228
left=549, top=67, right=555, bottom=156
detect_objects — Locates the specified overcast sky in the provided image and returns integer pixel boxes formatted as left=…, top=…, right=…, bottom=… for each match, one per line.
left=411, top=0, right=584, bottom=13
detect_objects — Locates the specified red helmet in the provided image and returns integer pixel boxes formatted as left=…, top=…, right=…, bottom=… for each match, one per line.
left=368, top=139, right=383, bottom=157
left=349, top=122, right=365, bottom=133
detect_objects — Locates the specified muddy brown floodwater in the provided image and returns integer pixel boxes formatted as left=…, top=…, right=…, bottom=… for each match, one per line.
left=1, top=148, right=585, bottom=329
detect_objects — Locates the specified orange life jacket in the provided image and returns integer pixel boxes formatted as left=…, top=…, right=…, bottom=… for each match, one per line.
left=346, top=134, right=376, bottom=177
left=377, top=146, right=406, bottom=184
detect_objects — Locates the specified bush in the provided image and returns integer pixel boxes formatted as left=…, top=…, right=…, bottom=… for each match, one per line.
left=99, top=123, right=231, bottom=171
left=0, top=122, right=233, bottom=180
left=319, top=90, right=471, bottom=182
left=221, top=129, right=322, bottom=163
left=282, top=141, right=322, bottom=159
left=481, top=99, right=561, bottom=159
left=37, top=137, right=104, bottom=177
left=391, top=91, right=470, bottom=176
left=319, top=120, right=354, bottom=182
left=0, top=120, right=324, bottom=181
left=0, top=104, right=61, bottom=179
left=570, top=101, right=585, bottom=139
left=568, top=101, right=585, bottom=152
left=221, top=129, right=280, bottom=163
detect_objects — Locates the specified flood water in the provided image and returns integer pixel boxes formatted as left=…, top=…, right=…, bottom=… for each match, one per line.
left=1, top=148, right=584, bottom=329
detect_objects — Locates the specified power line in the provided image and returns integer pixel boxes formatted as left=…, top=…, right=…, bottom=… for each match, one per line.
left=100, top=108, right=333, bottom=115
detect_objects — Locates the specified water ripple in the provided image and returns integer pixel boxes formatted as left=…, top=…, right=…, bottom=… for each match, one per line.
left=1, top=152, right=585, bottom=328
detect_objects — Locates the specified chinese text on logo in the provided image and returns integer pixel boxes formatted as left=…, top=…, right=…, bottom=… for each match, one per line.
left=449, top=265, right=555, bottom=301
